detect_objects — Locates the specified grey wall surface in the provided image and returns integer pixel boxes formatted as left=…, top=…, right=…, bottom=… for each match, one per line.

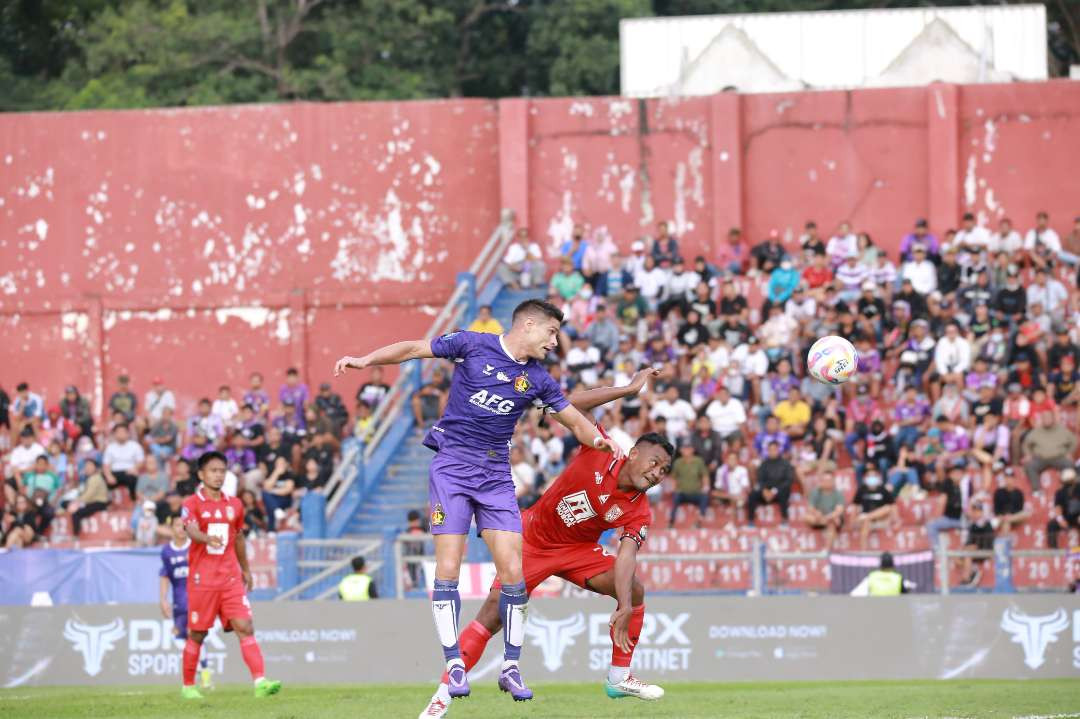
left=2, top=595, right=1078, bottom=687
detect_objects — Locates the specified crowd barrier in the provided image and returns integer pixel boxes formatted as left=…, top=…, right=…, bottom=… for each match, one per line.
left=1, top=595, right=1076, bottom=686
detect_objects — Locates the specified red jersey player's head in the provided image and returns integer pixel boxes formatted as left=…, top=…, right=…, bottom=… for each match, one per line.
left=196, top=450, right=228, bottom=494
left=509, top=299, right=564, bottom=360
left=617, top=432, right=674, bottom=493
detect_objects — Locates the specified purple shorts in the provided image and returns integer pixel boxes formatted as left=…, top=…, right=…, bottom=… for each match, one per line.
left=428, top=452, right=521, bottom=536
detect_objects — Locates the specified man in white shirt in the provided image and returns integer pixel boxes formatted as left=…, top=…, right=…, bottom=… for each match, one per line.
left=625, top=239, right=648, bottom=277
left=633, top=256, right=669, bottom=309
left=1024, top=211, right=1062, bottom=258
left=992, top=217, right=1022, bottom=255
left=211, top=385, right=240, bottom=427
left=784, top=285, right=816, bottom=323
left=102, top=423, right=145, bottom=502
left=509, top=446, right=537, bottom=501
left=933, top=322, right=972, bottom=389
left=713, top=452, right=750, bottom=505
left=900, top=245, right=937, bottom=295
left=565, top=335, right=601, bottom=386
left=496, top=228, right=546, bottom=290
left=6, top=426, right=46, bottom=483
left=528, top=424, right=564, bottom=478
left=705, top=386, right=747, bottom=441
left=143, top=376, right=176, bottom=424
left=1026, top=267, right=1069, bottom=322
left=953, top=213, right=992, bottom=252
left=663, top=257, right=701, bottom=308
left=649, top=385, right=697, bottom=442
left=826, top=221, right=858, bottom=267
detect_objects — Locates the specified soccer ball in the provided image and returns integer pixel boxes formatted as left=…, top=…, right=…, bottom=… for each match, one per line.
left=807, top=336, right=858, bottom=385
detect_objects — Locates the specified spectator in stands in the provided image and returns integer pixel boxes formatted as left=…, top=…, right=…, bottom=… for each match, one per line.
left=584, top=302, right=620, bottom=361
left=70, top=457, right=109, bottom=537
left=893, top=386, right=929, bottom=449
left=712, top=450, right=749, bottom=509
left=411, top=366, right=449, bottom=427
left=510, top=446, right=539, bottom=508
left=971, top=413, right=1010, bottom=475
left=747, top=440, right=794, bottom=527
left=705, top=385, right=746, bottom=444
left=650, top=385, right=696, bottom=444
left=134, top=500, right=159, bottom=547
left=6, top=426, right=46, bottom=502
left=24, top=453, right=60, bottom=505
left=992, top=217, right=1022, bottom=255
left=3, top=494, right=39, bottom=548
left=102, top=423, right=143, bottom=502
left=59, top=385, right=93, bottom=443
left=530, top=422, right=564, bottom=479
left=261, top=456, right=296, bottom=532
left=927, top=464, right=966, bottom=550
left=315, top=382, right=348, bottom=437
left=901, top=245, right=937, bottom=296
left=851, top=468, right=898, bottom=549
left=799, top=220, right=823, bottom=256
left=835, top=252, right=869, bottom=303
left=826, top=222, right=857, bottom=268
left=689, top=415, right=723, bottom=477
left=353, top=400, right=374, bottom=441
left=993, top=467, right=1030, bottom=537
left=669, top=442, right=710, bottom=527
left=179, top=428, right=212, bottom=467
left=212, top=385, right=240, bottom=428
left=108, top=375, right=137, bottom=425
left=933, top=322, right=972, bottom=392
left=716, top=227, right=746, bottom=275
left=551, top=255, right=585, bottom=302
left=357, top=366, right=390, bottom=412
left=773, top=387, right=811, bottom=438
left=754, top=415, right=791, bottom=459
left=805, top=472, right=845, bottom=550
left=244, top=372, right=271, bottom=419
left=1024, top=211, right=1062, bottom=267
left=143, top=376, right=175, bottom=427
left=1047, top=468, right=1080, bottom=548
left=1022, top=411, right=1077, bottom=494
left=751, top=231, right=786, bottom=273
left=135, top=454, right=169, bottom=507
left=11, top=382, right=44, bottom=434
left=802, top=251, right=832, bottom=292
left=240, top=489, right=267, bottom=536
left=468, top=305, right=504, bottom=335
left=1027, top=267, right=1069, bottom=322
left=187, top=398, right=225, bottom=446
left=225, top=432, right=258, bottom=479
left=651, top=220, right=679, bottom=264
left=958, top=501, right=995, bottom=587
left=301, top=456, right=327, bottom=491
left=844, top=384, right=883, bottom=460
left=280, top=367, right=310, bottom=429
left=339, top=556, right=378, bottom=601
left=498, top=227, right=545, bottom=290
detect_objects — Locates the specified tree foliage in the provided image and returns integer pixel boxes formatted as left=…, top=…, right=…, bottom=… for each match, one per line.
left=0, top=0, right=1075, bottom=111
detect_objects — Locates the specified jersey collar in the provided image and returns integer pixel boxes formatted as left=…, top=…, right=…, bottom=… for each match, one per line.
left=608, top=456, right=643, bottom=503
left=171, top=538, right=191, bottom=551
left=498, top=335, right=528, bottom=365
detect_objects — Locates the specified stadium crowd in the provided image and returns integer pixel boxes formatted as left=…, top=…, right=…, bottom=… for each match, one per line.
left=457, top=214, right=1079, bottom=587
left=0, top=369, right=365, bottom=549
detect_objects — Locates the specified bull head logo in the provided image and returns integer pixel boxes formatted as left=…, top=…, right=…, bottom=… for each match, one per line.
left=1000, top=608, right=1069, bottom=670
left=63, top=618, right=126, bottom=676
left=522, top=611, right=586, bottom=672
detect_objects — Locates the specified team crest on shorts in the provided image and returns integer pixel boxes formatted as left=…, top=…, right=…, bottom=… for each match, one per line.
left=604, top=505, right=623, bottom=522
left=431, top=503, right=446, bottom=526
left=513, top=373, right=531, bottom=394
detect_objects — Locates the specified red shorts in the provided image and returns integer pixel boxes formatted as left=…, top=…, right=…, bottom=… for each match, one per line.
left=493, top=542, right=615, bottom=594
left=188, top=582, right=251, bottom=632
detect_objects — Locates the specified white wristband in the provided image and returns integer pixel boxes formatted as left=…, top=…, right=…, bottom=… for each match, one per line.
left=592, top=435, right=605, bottom=449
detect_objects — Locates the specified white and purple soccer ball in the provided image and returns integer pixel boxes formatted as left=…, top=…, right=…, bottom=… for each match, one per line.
left=807, top=335, right=859, bottom=385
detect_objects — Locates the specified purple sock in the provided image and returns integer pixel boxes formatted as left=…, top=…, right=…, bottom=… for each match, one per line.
left=432, top=578, right=462, bottom=661
left=500, top=580, right=527, bottom=662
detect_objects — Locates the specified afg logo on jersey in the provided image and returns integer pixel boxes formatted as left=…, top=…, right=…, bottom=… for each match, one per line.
left=469, top=389, right=516, bottom=415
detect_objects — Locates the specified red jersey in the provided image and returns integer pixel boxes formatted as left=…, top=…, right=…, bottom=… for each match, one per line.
left=181, top=488, right=245, bottom=591
left=523, top=432, right=651, bottom=549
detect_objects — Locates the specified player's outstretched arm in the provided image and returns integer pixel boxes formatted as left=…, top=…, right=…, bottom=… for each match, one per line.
left=333, top=340, right=435, bottom=376
left=609, top=537, right=640, bottom=653
left=550, top=404, right=624, bottom=458
left=567, top=367, right=661, bottom=413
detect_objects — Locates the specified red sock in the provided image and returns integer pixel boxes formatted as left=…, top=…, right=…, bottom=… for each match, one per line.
left=440, top=620, right=493, bottom=683
left=182, top=639, right=201, bottom=686
left=610, top=605, right=645, bottom=668
left=239, top=636, right=265, bottom=682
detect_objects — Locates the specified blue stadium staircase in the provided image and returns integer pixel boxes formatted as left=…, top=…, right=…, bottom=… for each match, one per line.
left=340, top=285, right=547, bottom=540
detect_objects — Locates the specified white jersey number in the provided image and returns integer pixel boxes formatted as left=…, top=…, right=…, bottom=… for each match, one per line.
left=207, top=522, right=230, bottom=555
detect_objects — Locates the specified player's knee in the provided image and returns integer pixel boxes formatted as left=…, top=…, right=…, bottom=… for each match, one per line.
left=190, top=631, right=207, bottom=644
left=631, top=580, right=645, bottom=606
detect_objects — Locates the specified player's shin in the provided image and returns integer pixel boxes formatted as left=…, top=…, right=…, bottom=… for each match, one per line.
left=432, top=577, right=470, bottom=697
left=439, top=620, right=493, bottom=683
left=499, top=581, right=528, bottom=667
left=239, top=635, right=266, bottom=682
left=182, top=639, right=201, bottom=687
left=608, top=604, right=645, bottom=684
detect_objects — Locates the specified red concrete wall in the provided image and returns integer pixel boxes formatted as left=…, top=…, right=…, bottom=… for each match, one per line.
left=3, top=81, right=1078, bottom=415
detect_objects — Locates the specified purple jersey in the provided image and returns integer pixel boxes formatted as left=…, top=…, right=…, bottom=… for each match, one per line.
left=424, top=331, right=569, bottom=470
left=279, top=383, right=310, bottom=427
left=160, top=540, right=191, bottom=610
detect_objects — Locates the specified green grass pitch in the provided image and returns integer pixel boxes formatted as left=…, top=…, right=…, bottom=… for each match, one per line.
left=2, top=680, right=1079, bottom=718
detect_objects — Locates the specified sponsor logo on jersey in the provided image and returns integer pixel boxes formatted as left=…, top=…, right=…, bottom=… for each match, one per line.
left=430, top=503, right=445, bottom=527
left=440, top=331, right=460, bottom=341
left=513, top=373, right=531, bottom=394
left=214, top=509, right=222, bottom=519
left=483, top=364, right=494, bottom=376
left=497, top=371, right=512, bottom=382
left=598, top=494, right=610, bottom=504
left=556, top=491, right=596, bottom=527
left=468, top=389, right=516, bottom=415
left=603, top=505, right=623, bottom=522
left=201, top=511, right=211, bottom=518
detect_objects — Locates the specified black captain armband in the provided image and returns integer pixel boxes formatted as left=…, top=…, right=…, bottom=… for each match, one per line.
left=619, top=528, right=647, bottom=548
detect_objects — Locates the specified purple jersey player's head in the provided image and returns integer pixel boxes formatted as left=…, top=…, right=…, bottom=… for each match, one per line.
left=169, top=514, right=186, bottom=544
left=618, top=433, right=675, bottom=493
left=507, top=299, right=564, bottom=360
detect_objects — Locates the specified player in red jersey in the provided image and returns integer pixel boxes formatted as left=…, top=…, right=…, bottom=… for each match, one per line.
left=419, top=373, right=673, bottom=718
left=179, top=451, right=281, bottom=700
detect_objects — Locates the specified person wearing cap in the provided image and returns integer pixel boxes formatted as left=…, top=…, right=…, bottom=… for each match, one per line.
left=936, top=245, right=962, bottom=296
left=108, top=374, right=138, bottom=425
left=900, top=244, right=937, bottom=296
left=856, top=280, right=885, bottom=324
left=865, top=552, right=906, bottom=596
left=765, top=257, right=801, bottom=311
left=1047, top=467, right=1080, bottom=548
left=615, top=284, right=647, bottom=332
left=1023, top=411, right=1077, bottom=494
left=993, top=467, right=1030, bottom=537
left=625, top=238, right=649, bottom=276
left=900, top=218, right=939, bottom=262
left=784, top=282, right=816, bottom=322
left=144, top=376, right=176, bottom=426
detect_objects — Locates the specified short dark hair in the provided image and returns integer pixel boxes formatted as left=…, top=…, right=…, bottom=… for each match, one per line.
left=198, top=397, right=211, bottom=406
left=16, top=382, right=28, bottom=392
left=20, top=425, right=36, bottom=438
left=880, top=552, right=894, bottom=570
left=196, top=450, right=227, bottom=471
left=407, top=510, right=421, bottom=522
left=286, top=367, right=299, bottom=376
left=962, top=212, right=975, bottom=221
left=113, top=423, right=130, bottom=433
left=479, top=304, right=492, bottom=312
left=635, top=432, right=675, bottom=460
left=512, top=299, right=564, bottom=325
left=351, top=556, right=366, bottom=572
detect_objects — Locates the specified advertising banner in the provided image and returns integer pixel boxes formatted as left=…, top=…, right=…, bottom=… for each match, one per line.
left=1, top=595, right=1078, bottom=687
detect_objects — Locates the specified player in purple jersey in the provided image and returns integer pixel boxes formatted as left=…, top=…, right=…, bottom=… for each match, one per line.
left=335, top=299, right=622, bottom=702
left=159, top=515, right=212, bottom=689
